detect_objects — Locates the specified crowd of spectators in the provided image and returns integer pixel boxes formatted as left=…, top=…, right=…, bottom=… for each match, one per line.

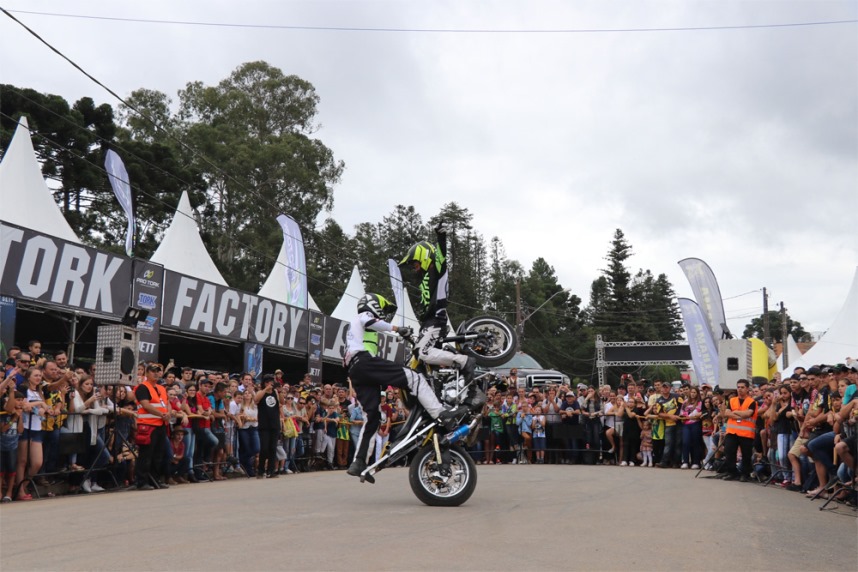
left=1, top=339, right=855, bottom=508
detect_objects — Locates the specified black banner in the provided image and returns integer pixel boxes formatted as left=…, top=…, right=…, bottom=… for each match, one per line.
left=131, top=259, right=163, bottom=362
left=307, top=311, right=324, bottom=384
left=162, top=271, right=309, bottom=351
left=320, top=314, right=406, bottom=366
left=0, top=222, right=131, bottom=317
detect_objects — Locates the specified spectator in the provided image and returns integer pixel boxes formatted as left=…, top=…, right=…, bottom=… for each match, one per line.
left=679, top=386, right=703, bottom=469
left=622, top=394, right=645, bottom=467
left=560, top=391, right=580, bottom=464
left=639, top=420, right=654, bottom=467
left=255, top=375, right=281, bottom=479
left=15, top=368, right=47, bottom=500
left=719, top=379, right=758, bottom=482
left=656, top=382, right=681, bottom=469
left=208, top=382, right=228, bottom=481
left=193, top=379, right=218, bottom=481
left=1, top=388, right=24, bottom=502
left=236, top=388, right=259, bottom=477
left=281, top=389, right=299, bottom=474
left=166, top=428, right=189, bottom=484
left=501, top=393, right=518, bottom=463
left=516, top=400, right=533, bottom=464
left=134, top=364, right=170, bottom=491
left=580, top=387, right=602, bottom=463
left=531, top=406, right=547, bottom=464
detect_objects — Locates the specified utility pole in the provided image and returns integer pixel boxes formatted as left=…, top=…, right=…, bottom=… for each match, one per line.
left=515, top=279, right=522, bottom=349
left=762, top=287, right=771, bottom=348
left=780, top=301, right=788, bottom=365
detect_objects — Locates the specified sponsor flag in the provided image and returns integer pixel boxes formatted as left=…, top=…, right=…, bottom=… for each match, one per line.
left=678, top=297, right=719, bottom=388
left=276, top=214, right=308, bottom=309
left=104, top=150, right=135, bottom=256
left=678, top=258, right=729, bottom=341
left=388, top=258, right=405, bottom=326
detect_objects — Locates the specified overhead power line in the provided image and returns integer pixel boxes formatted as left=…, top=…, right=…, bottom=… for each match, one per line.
left=4, top=8, right=857, bottom=34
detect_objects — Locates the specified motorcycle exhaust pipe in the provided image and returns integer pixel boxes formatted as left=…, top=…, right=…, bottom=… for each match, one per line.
left=444, top=417, right=480, bottom=444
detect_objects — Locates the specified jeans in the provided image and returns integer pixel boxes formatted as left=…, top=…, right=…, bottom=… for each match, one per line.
left=807, top=431, right=836, bottom=476
left=661, top=425, right=677, bottom=466
left=40, top=428, right=61, bottom=474
left=681, top=422, right=703, bottom=465
left=238, top=427, right=260, bottom=476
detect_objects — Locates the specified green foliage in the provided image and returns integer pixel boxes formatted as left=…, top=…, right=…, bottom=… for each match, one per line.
left=743, top=311, right=809, bottom=343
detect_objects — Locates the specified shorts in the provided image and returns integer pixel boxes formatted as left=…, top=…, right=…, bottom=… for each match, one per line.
left=0, top=447, right=18, bottom=473
left=20, top=429, right=43, bottom=443
left=789, top=437, right=808, bottom=458
left=532, top=437, right=547, bottom=451
left=214, top=432, right=226, bottom=451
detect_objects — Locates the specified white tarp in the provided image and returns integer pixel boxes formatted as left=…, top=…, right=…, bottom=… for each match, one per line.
left=0, top=117, right=81, bottom=244
left=777, top=335, right=803, bottom=372
left=150, top=191, right=227, bottom=286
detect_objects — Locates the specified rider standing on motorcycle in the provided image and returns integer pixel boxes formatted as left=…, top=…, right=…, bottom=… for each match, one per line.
left=345, top=293, right=462, bottom=482
left=399, top=221, right=476, bottom=378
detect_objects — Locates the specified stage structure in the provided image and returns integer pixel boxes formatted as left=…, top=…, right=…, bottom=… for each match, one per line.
left=595, top=335, right=692, bottom=387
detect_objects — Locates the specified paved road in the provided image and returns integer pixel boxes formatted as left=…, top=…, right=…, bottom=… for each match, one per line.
left=1, top=465, right=855, bottom=571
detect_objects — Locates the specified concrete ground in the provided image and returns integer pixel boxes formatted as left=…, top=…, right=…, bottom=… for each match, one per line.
left=1, top=465, right=855, bottom=571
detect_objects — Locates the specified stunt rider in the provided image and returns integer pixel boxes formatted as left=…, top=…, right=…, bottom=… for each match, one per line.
left=345, top=293, right=464, bottom=482
left=399, top=221, right=476, bottom=378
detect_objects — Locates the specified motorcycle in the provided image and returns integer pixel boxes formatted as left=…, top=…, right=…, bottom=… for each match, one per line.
left=355, top=315, right=518, bottom=506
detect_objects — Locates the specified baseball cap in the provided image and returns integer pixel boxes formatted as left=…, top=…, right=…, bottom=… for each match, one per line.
left=565, top=392, right=575, bottom=397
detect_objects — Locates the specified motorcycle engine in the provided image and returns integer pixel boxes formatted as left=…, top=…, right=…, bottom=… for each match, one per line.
left=441, top=376, right=467, bottom=405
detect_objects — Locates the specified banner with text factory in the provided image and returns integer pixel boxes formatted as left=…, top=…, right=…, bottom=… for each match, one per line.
left=0, top=222, right=131, bottom=317
left=162, top=270, right=309, bottom=351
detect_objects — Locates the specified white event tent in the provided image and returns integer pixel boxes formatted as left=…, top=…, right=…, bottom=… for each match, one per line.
left=330, top=266, right=366, bottom=323
left=150, top=191, right=228, bottom=286
left=258, top=238, right=321, bottom=311
left=777, top=335, right=803, bottom=372
left=782, top=266, right=858, bottom=375
left=0, top=117, right=82, bottom=244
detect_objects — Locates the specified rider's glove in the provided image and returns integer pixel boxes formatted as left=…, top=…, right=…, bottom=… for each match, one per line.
left=397, top=326, right=413, bottom=339
left=434, top=220, right=448, bottom=235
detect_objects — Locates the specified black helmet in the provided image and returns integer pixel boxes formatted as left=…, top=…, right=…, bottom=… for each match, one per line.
left=357, top=293, right=397, bottom=321
left=398, top=241, right=435, bottom=271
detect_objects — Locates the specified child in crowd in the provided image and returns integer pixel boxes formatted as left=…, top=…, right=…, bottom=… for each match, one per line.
left=531, top=406, right=546, bottom=464
left=1, top=390, right=25, bottom=502
left=640, top=420, right=653, bottom=467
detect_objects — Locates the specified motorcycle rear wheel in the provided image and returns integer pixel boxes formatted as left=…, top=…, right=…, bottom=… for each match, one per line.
left=408, top=443, right=477, bottom=507
left=456, top=315, right=518, bottom=367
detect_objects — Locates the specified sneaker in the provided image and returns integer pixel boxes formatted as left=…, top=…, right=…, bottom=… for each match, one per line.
left=91, top=483, right=106, bottom=493
left=680, top=463, right=689, bottom=469
left=786, top=483, right=802, bottom=492
left=607, top=448, right=615, bottom=454
left=437, top=405, right=467, bottom=432
left=1, top=496, right=11, bottom=503
left=459, top=356, right=477, bottom=380
left=691, top=464, right=700, bottom=470
left=511, top=459, right=517, bottom=465
left=620, top=461, right=628, bottom=466
left=347, top=459, right=366, bottom=477
left=285, top=469, right=294, bottom=475
left=82, top=480, right=92, bottom=494
left=136, top=483, right=155, bottom=491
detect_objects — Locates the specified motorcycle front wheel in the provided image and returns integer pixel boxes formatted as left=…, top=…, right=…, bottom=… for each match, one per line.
left=456, top=315, right=518, bottom=367
left=408, top=443, right=477, bottom=507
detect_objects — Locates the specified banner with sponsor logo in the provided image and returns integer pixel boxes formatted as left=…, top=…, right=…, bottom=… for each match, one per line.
left=678, top=297, right=719, bottom=388
left=678, top=258, right=729, bottom=342
left=0, top=295, right=16, bottom=360
left=244, top=342, right=263, bottom=379
left=276, top=214, right=308, bottom=309
left=388, top=258, right=405, bottom=327
left=162, top=271, right=309, bottom=350
left=307, top=311, right=325, bottom=384
left=131, top=259, right=163, bottom=362
left=320, top=313, right=406, bottom=367
left=0, top=222, right=131, bottom=317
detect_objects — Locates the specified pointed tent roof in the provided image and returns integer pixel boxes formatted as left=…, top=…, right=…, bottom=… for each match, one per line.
left=150, top=191, right=227, bottom=286
left=258, top=239, right=320, bottom=311
left=331, top=265, right=365, bottom=322
left=784, top=266, right=858, bottom=375
left=777, top=335, right=803, bottom=372
left=0, top=117, right=81, bottom=243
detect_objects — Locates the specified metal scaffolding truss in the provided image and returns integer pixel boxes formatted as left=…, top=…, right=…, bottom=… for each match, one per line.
left=595, top=335, right=691, bottom=386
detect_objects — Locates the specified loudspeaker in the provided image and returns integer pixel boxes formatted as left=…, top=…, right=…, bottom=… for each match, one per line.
left=94, top=325, right=139, bottom=386
left=718, top=339, right=752, bottom=390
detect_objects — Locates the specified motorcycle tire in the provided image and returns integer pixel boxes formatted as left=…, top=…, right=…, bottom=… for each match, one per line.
left=408, top=443, right=477, bottom=507
left=456, top=315, right=518, bottom=367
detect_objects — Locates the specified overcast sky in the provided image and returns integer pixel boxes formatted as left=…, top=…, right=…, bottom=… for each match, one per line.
left=1, top=0, right=856, bottom=337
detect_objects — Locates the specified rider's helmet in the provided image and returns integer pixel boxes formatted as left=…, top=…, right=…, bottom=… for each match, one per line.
left=357, top=293, right=397, bottom=322
left=399, top=241, right=435, bottom=272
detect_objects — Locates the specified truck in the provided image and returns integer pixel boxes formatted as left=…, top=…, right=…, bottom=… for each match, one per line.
left=489, top=352, right=570, bottom=390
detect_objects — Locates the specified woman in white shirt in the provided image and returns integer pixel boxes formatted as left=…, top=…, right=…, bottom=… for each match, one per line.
left=236, top=390, right=259, bottom=477
left=15, top=368, right=47, bottom=500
